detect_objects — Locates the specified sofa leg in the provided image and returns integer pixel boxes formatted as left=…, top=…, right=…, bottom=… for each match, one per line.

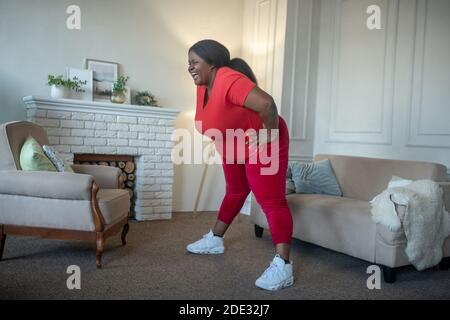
left=0, top=225, right=5, bottom=261
left=254, top=224, right=264, bottom=238
left=121, top=223, right=129, bottom=246
left=382, top=266, right=396, bottom=283
left=439, top=257, right=450, bottom=270
left=96, top=232, right=104, bottom=269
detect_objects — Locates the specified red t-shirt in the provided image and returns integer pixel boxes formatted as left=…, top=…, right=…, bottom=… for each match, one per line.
left=194, top=67, right=263, bottom=161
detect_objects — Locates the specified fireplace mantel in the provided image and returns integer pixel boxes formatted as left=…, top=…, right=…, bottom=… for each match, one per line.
left=24, top=95, right=180, bottom=221
left=23, top=95, right=179, bottom=118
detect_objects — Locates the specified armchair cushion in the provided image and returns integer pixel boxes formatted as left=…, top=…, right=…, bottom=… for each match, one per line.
left=71, top=164, right=121, bottom=189
left=19, top=136, right=56, bottom=171
left=97, top=189, right=131, bottom=224
left=0, top=170, right=93, bottom=200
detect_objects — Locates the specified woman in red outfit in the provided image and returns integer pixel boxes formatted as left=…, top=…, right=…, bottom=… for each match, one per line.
left=186, top=40, right=294, bottom=291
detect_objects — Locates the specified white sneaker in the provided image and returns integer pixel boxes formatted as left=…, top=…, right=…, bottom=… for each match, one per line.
left=186, top=230, right=225, bottom=254
left=255, top=254, right=294, bottom=291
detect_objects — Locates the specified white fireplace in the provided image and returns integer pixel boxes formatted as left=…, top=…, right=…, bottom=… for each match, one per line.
left=23, top=96, right=180, bottom=221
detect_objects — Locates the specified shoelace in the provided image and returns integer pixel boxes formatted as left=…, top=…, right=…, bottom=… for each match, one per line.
left=262, top=262, right=279, bottom=278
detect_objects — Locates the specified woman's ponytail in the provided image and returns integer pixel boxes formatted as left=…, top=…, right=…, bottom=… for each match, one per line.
left=229, top=58, right=258, bottom=84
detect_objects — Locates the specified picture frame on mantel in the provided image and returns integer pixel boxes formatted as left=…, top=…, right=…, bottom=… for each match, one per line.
left=84, top=58, right=119, bottom=102
left=66, top=67, right=93, bottom=101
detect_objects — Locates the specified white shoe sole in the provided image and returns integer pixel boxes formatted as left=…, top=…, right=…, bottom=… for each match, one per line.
left=255, top=276, right=294, bottom=291
left=186, top=246, right=224, bottom=254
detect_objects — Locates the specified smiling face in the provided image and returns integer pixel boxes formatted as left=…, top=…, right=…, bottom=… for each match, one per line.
left=188, top=51, right=215, bottom=86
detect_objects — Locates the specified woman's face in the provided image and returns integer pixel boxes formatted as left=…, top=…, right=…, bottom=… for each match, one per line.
left=188, top=51, right=214, bottom=86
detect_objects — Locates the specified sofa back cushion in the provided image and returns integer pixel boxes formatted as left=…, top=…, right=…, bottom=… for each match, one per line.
left=314, top=154, right=448, bottom=201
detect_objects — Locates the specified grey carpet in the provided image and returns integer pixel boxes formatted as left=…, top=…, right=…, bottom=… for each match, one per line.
left=0, top=212, right=449, bottom=300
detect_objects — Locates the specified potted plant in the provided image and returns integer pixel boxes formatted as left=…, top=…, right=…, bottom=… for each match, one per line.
left=111, top=75, right=129, bottom=104
left=135, top=91, right=158, bottom=106
left=47, top=75, right=82, bottom=99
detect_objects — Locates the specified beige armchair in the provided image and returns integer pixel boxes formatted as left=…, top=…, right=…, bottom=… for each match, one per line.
left=0, top=121, right=130, bottom=268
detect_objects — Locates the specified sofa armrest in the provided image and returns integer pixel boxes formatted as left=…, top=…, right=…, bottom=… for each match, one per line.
left=438, top=182, right=450, bottom=211
left=0, top=170, right=93, bottom=200
left=71, top=164, right=121, bottom=189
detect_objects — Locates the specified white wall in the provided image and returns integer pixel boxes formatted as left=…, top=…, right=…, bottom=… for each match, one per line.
left=0, top=0, right=245, bottom=213
left=0, top=0, right=244, bottom=122
left=280, top=0, right=450, bottom=178
left=313, top=0, right=450, bottom=177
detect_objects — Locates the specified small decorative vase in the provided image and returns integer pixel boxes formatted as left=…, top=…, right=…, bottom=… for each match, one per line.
left=50, top=85, right=68, bottom=99
left=111, top=89, right=126, bottom=104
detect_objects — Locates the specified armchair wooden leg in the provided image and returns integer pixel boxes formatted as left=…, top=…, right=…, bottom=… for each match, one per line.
left=121, top=223, right=129, bottom=246
left=254, top=224, right=264, bottom=238
left=0, top=225, right=5, bottom=261
left=439, top=257, right=450, bottom=270
left=382, top=265, right=396, bottom=283
left=96, top=232, right=104, bottom=269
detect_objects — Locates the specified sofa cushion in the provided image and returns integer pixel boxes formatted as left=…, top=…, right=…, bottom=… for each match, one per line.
left=287, top=194, right=376, bottom=262
left=19, top=136, right=57, bottom=171
left=289, top=159, right=342, bottom=196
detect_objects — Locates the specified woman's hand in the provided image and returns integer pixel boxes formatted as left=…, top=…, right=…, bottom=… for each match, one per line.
left=245, top=125, right=279, bottom=149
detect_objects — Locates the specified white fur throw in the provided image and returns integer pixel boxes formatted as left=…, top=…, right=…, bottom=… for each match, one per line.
left=370, top=180, right=450, bottom=271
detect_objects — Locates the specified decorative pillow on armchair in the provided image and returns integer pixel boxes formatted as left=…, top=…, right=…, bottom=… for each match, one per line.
left=289, top=159, right=342, bottom=196
left=43, top=145, right=74, bottom=173
left=20, top=136, right=57, bottom=171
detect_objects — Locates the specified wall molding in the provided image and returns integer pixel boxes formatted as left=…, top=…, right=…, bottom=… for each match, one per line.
left=286, top=0, right=313, bottom=141
left=407, top=0, right=450, bottom=148
left=326, top=0, right=398, bottom=145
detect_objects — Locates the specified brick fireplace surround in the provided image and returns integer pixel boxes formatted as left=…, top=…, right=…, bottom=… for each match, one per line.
left=24, top=96, right=180, bottom=221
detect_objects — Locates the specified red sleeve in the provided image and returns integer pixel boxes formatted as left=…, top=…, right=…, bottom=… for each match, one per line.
left=226, top=74, right=256, bottom=106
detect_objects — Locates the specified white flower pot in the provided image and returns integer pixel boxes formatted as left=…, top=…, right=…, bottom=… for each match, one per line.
left=50, top=85, right=68, bottom=99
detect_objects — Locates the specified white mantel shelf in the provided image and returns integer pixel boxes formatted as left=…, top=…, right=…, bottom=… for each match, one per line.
left=23, top=96, right=180, bottom=119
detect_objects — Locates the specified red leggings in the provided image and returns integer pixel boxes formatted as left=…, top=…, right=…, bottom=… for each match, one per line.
left=217, top=116, right=293, bottom=244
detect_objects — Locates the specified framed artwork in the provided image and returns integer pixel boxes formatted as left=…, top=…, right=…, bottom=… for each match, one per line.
left=66, top=67, right=93, bottom=101
left=84, top=58, right=119, bottom=102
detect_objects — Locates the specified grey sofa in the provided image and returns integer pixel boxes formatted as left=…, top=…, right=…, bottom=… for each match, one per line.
left=0, top=121, right=131, bottom=268
left=250, top=154, right=450, bottom=282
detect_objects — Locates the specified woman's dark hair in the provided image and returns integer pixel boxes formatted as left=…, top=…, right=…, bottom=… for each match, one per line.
left=189, top=39, right=257, bottom=84
left=229, top=58, right=257, bottom=84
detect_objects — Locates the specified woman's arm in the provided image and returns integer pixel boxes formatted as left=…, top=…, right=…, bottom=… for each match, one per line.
left=243, top=86, right=279, bottom=147
left=243, top=86, right=279, bottom=131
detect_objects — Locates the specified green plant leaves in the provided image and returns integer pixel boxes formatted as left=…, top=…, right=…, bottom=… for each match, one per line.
left=47, top=74, right=83, bottom=90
